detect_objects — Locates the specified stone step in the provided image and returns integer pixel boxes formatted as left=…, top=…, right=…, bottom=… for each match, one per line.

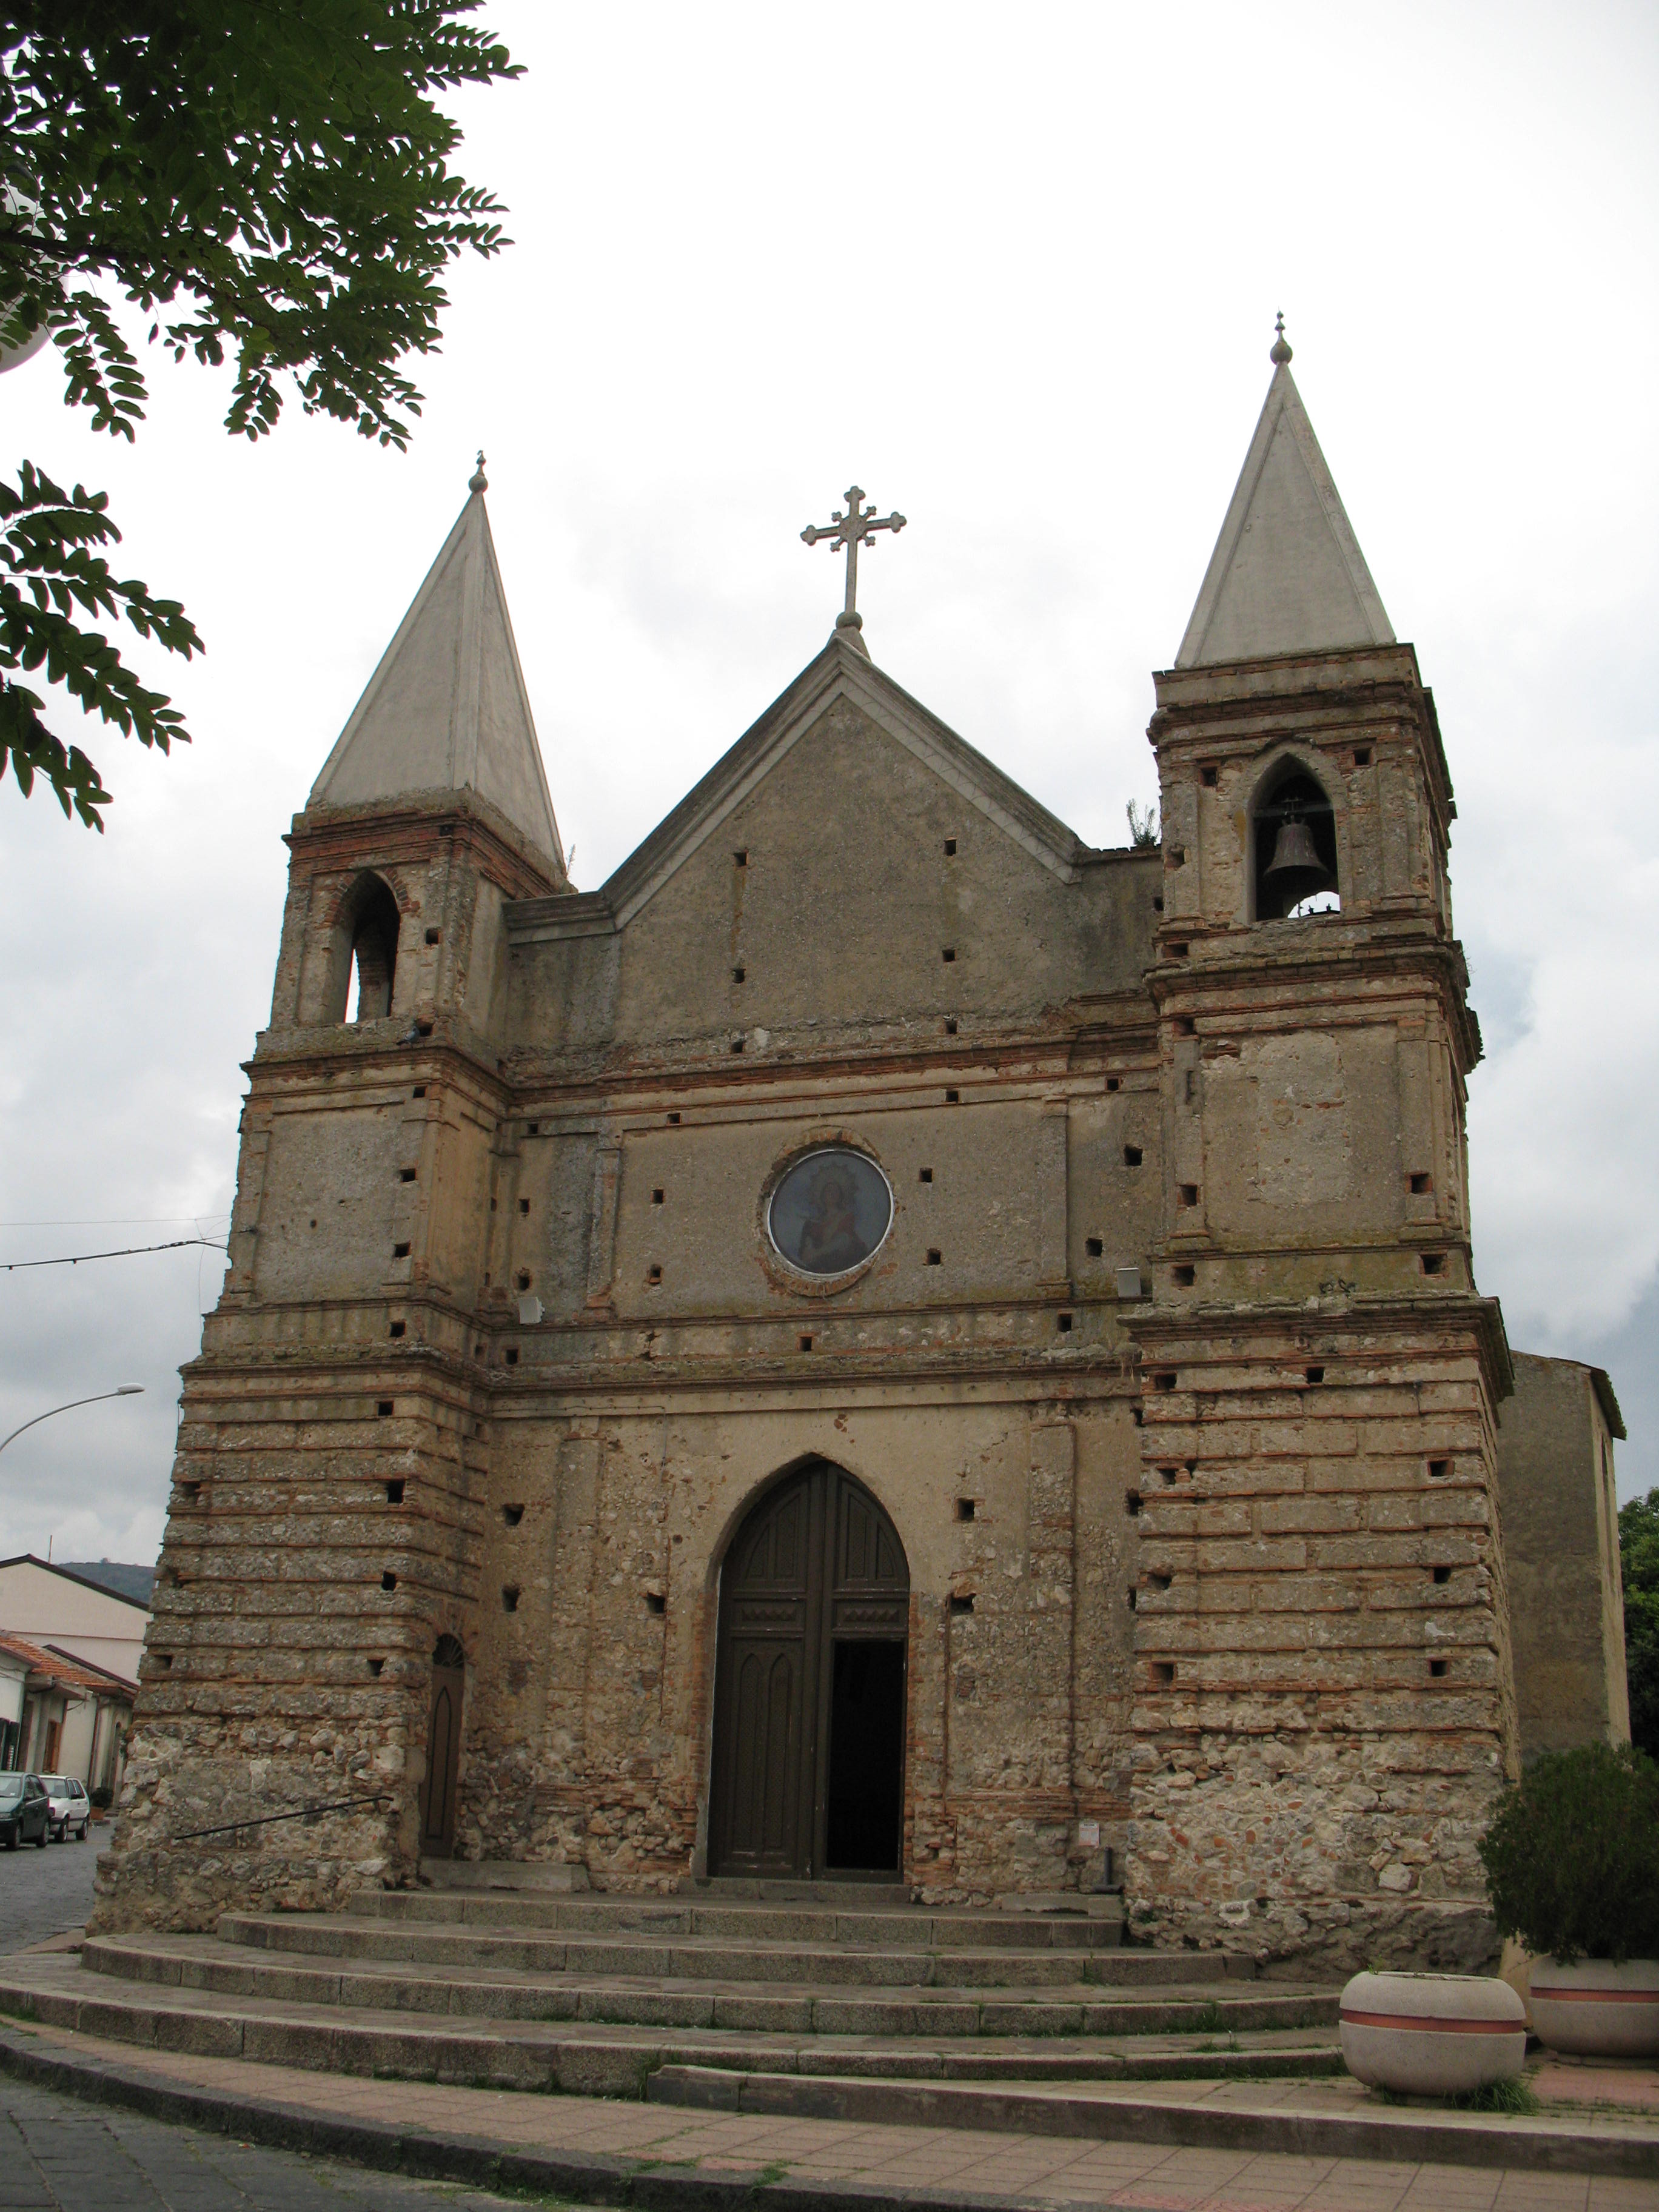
left=345, top=1889, right=1125, bottom=1949
left=81, top=1934, right=1332, bottom=2040
left=679, top=1875, right=913, bottom=1906
left=218, top=1914, right=1202, bottom=1989
left=0, top=1952, right=1341, bottom=2097
left=418, top=1857, right=588, bottom=1893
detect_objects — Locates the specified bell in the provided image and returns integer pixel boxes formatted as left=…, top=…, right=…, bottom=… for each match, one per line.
left=1262, top=815, right=1333, bottom=915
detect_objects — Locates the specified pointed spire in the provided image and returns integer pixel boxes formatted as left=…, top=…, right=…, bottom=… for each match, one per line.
left=1175, top=323, right=1393, bottom=668
left=307, top=461, right=565, bottom=876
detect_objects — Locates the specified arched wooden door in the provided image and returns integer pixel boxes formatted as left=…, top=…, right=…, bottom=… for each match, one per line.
left=708, top=1460, right=908, bottom=1880
left=419, top=1634, right=465, bottom=1857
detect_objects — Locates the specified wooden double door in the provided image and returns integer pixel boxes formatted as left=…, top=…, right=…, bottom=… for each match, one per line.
left=709, top=1460, right=910, bottom=1880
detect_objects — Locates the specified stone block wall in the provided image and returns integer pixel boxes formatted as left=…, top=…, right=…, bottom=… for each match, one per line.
left=90, top=1347, right=487, bottom=1933
left=1124, top=1305, right=1516, bottom=1976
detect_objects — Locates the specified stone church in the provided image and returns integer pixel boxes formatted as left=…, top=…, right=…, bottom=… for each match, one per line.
left=95, top=333, right=1631, bottom=1972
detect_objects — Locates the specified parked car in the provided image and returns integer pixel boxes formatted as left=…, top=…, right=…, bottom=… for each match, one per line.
left=40, top=1774, right=90, bottom=1843
left=0, top=1774, right=50, bottom=1849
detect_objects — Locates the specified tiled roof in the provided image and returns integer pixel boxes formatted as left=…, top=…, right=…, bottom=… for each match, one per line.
left=0, top=1630, right=126, bottom=1695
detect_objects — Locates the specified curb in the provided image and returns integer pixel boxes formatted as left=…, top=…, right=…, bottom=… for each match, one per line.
left=645, top=2065, right=1659, bottom=2180
left=1, top=2024, right=1656, bottom=2199
left=0, top=2028, right=1029, bottom=2212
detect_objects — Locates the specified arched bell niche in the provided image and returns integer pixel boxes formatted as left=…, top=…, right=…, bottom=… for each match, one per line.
left=326, top=871, right=403, bottom=1022
left=1252, top=760, right=1340, bottom=920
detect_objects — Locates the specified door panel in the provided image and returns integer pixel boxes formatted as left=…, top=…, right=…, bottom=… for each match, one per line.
left=709, top=1460, right=908, bottom=1880
left=420, top=1661, right=464, bottom=1856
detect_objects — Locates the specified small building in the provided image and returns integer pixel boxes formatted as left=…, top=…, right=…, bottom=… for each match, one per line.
left=0, top=1632, right=135, bottom=1795
left=1497, top=1357, right=1630, bottom=1761
left=0, top=1640, right=26, bottom=1771
left=0, top=1555, right=151, bottom=1684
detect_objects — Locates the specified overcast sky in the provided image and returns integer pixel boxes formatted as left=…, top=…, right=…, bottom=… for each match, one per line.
left=2, top=0, right=1655, bottom=1566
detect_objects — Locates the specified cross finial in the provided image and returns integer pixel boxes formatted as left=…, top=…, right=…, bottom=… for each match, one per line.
left=1270, top=313, right=1293, bottom=366
left=469, top=449, right=488, bottom=493
left=801, top=484, right=907, bottom=649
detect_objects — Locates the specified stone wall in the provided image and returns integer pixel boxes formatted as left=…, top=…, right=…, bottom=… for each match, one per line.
left=1123, top=1306, right=1515, bottom=1976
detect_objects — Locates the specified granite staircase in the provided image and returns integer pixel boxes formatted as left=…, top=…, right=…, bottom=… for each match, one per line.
left=0, top=1866, right=1343, bottom=2100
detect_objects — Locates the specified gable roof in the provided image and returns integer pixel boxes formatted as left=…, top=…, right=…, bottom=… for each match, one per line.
left=307, top=471, right=567, bottom=874
left=512, top=632, right=1104, bottom=940
left=0, top=1554, right=152, bottom=1616
left=1176, top=357, right=1394, bottom=668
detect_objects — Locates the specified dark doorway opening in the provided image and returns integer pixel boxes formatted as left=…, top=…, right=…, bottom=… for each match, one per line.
left=708, top=1460, right=909, bottom=1881
left=420, top=1633, right=465, bottom=1858
left=826, top=1638, right=905, bottom=1871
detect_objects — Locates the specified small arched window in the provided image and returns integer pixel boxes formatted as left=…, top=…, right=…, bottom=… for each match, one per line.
left=433, top=1632, right=465, bottom=1669
left=339, top=875, right=401, bottom=1022
left=1253, top=765, right=1339, bottom=920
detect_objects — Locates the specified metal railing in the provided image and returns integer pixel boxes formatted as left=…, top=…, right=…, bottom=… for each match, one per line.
left=168, top=1789, right=398, bottom=1845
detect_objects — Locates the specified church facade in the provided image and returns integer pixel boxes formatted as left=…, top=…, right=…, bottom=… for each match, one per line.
left=95, top=342, right=1629, bottom=1974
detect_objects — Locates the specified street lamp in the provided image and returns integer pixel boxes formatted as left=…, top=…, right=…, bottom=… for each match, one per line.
left=0, top=1386, right=144, bottom=1458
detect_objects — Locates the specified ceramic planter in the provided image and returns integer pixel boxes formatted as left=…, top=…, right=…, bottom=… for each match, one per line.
left=1529, top=1959, right=1659, bottom=2058
left=1339, top=1971, right=1527, bottom=2096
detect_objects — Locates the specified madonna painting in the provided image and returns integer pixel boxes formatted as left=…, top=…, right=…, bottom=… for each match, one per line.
left=768, top=1147, right=893, bottom=1278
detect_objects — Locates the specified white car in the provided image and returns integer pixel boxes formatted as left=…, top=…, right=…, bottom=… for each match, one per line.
left=39, top=1774, right=90, bottom=1842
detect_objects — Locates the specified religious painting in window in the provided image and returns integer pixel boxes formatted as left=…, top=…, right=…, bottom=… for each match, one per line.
left=767, top=1148, right=893, bottom=1278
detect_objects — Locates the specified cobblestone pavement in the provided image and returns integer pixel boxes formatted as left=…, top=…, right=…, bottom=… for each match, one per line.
left=0, top=2073, right=548, bottom=2211
left=0, top=1829, right=109, bottom=1955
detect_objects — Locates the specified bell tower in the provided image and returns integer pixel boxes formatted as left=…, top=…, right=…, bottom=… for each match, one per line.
left=1125, top=330, right=1517, bottom=1973
left=96, top=464, right=571, bottom=1928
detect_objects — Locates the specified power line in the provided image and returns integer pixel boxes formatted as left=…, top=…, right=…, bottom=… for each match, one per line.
left=0, top=1214, right=231, bottom=1228
left=1, top=1237, right=229, bottom=1272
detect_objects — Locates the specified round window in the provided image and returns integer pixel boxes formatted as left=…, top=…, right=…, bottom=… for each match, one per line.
left=767, top=1147, right=893, bottom=1278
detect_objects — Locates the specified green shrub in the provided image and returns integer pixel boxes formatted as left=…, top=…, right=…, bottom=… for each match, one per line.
left=89, top=1786, right=113, bottom=1811
left=1478, top=1742, right=1659, bottom=1963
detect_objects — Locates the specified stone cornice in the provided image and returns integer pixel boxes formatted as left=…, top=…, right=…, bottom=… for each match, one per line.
left=1124, top=1289, right=1514, bottom=1404
left=286, top=789, right=561, bottom=901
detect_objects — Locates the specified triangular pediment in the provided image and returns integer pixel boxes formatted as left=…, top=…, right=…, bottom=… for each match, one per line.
left=308, top=483, right=566, bottom=874
left=1176, top=363, right=1394, bottom=667
left=594, top=633, right=1090, bottom=931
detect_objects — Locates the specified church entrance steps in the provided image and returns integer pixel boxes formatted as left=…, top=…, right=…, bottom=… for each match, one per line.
left=76, top=1931, right=1335, bottom=2039
left=341, top=1888, right=1127, bottom=1951
left=210, top=1919, right=1165, bottom=1991
left=0, top=1951, right=1340, bottom=2098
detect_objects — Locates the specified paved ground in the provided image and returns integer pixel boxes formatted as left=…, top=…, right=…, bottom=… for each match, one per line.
left=5, top=2019, right=1657, bottom=2211
left=0, top=1830, right=108, bottom=1954
left=0, top=2072, right=541, bottom=2211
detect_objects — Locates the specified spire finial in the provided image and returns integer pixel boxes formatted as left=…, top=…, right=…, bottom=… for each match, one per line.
left=800, top=484, right=907, bottom=648
left=1270, top=312, right=1293, bottom=367
left=469, top=449, right=488, bottom=494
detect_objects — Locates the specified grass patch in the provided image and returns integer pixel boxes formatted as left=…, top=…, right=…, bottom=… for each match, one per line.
left=1448, top=2076, right=1541, bottom=2116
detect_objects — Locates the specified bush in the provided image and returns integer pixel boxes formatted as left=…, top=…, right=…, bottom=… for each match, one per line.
left=1479, top=1742, right=1659, bottom=1963
left=89, top=1786, right=112, bottom=1811
left=1621, top=1489, right=1659, bottom=1760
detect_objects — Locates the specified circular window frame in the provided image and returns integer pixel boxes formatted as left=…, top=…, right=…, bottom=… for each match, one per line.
left=759, top=1140, right=894, bottom=1297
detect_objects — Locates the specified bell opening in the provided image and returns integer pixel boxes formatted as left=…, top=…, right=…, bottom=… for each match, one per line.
left=1253, top=771, right=1339, bottom=921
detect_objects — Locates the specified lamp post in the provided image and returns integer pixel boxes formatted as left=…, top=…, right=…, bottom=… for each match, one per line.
left=0, top=1386, right=144, bottom=1458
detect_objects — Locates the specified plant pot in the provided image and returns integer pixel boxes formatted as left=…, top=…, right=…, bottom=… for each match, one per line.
left=1339, top=1971, right=1527, bottom=2096
left=1529, top=1959, right=1659, bottom=2059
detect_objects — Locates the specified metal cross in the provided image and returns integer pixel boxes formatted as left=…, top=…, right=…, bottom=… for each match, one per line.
left=801, top=485, right=907, bottom=633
